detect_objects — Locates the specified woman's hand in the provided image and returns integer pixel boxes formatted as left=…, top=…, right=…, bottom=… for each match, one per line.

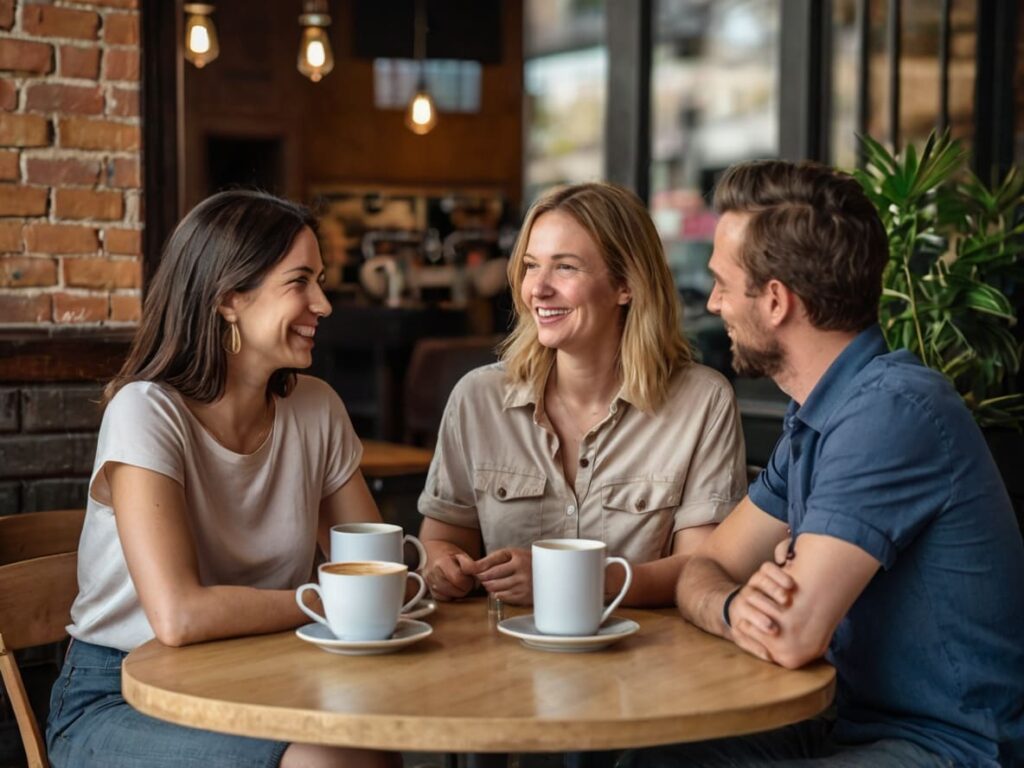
left=423, top=550, right=476, bottom=601
left=461, top=547, right=533, bottom=605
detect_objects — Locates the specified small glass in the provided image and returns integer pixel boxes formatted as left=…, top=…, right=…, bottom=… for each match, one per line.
left=487, top=592, right=504, bottom=627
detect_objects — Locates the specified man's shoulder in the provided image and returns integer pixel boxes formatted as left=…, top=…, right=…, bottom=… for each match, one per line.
left=832, top=349, right=968, bottom=434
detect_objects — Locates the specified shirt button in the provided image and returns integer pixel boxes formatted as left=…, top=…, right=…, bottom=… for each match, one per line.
left=566, top=504, right=576, bottom=516
left=497, top=487, right=507, bottom=499
left=610, top=403, right=618, bottom=414
left=635, top=498, right=647, bottom=511
left=579, top=457, right=589, bottom=468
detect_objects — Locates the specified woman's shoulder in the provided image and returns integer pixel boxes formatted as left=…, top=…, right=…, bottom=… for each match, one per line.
left=106, top=380, right=183, bottom=420
left=667, top=362, right=736, bottom=404
left=449, top=361, right=509, bottom=402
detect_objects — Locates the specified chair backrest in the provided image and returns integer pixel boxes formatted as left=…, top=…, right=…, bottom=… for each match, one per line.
left=403, top=335, right=503, bottom=447
left=0, top=507, right=85, bottom=565
left=0, top=509, right=83, bottom=768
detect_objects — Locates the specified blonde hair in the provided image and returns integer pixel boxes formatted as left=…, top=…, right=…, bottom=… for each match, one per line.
left=500, top=182, right=691, bottom=412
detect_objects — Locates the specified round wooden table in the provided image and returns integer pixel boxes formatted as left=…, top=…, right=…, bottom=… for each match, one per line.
left=122, top=600, right=835, bottom=753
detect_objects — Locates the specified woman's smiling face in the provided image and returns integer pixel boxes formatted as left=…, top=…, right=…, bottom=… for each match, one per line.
left=520, top=210, right=631, bottom=355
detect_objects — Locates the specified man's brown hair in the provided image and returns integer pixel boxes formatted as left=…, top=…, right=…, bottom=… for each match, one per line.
left=713, top=160, right=888, bottom=332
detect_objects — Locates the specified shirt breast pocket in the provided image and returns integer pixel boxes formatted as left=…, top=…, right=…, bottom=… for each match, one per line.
left=601, top=478, right=682, bottom=559
left=473, top=467, right=546, bottom=550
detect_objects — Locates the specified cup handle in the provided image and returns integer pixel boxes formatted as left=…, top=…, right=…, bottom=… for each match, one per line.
left=601, top=557, right=632, bottom=626
left=295, top=583, right=329, bottom=627
left=404, top=534, right=428, bottom=573
left=401, top=571, right=427, bottom=613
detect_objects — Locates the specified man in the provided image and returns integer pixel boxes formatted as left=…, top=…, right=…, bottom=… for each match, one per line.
left=625, top=161, right=1024, bottom=767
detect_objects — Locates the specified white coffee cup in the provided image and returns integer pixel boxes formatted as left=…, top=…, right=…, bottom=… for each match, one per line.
left=532, top=539, right=632, bottom=636
left=295, top=561, right=426, bottom=641
left=330, top=522, right=427, bottom=572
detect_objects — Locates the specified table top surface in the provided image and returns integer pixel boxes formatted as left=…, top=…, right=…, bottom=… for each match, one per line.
left=359, top=440, right=433, bottom=477
left=122, top=600, right=835, bottom=753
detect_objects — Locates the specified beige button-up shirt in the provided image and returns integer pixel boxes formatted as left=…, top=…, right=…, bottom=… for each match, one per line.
left=418, top=362, right=746, bottom=564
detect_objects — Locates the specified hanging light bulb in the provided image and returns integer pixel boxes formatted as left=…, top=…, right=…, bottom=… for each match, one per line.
left=297, top=0, right=334, bottom=83
left=405, top=0, right=437, bottom=135
left=183, top=3, right=219, bottom=69
left=405, top=75, right=438, bottom=135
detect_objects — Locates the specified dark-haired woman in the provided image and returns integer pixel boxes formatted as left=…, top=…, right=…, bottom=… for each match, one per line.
left=45, top=191, right=398, bottom=768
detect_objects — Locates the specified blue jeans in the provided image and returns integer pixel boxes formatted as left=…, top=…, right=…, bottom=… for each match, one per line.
left=46, top=639, right=289, bottom=768
left=617, top=718, right=953, bottom=767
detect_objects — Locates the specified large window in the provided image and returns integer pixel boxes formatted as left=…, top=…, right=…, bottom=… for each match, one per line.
left=523, top=0, right=607, bottom=203
left=649, top=0, right=780, bottom=370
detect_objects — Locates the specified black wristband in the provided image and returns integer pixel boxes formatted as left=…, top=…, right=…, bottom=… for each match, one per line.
left=722, top=586, right=742, bottom=629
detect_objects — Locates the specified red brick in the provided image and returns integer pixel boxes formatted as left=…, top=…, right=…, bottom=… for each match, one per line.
left=23, top=5, right=100, bottom=41
left=0, top=256, right=56, bottom=287
left=0, top=0, right=13, bottom=30
left=103, top=12, right=139, bottom=45
left=0, top=292, right=51, bottom=323
left=0, top=113, right=49, bottom=147
left=63, top=256, right=138, bottom=288
left=0, top=184, right=47, bottom=216
left=106, top=157, right=138, bottom=188
left=25, top=83, right=103, bottom=115
left=25, top=157, right=100, bottom=185
left=91, top=0, right=139, bottom=7
left=102, top=49, right=138, bottom=81
left=58, top=117, right=139, bottom=150
left=106, top=86, right=138, bottom=117
left=59, top=46, right=101, bottom=79
left=0, top=39, right=53, bottom=75
left=110, top=291, right=139, bottom=321
left=0, top=78, right=15, bottom=110
left=54, top=188, right=123, bottom=220
left=24, top=223, right=98, bottom=254
left=103, top=227, right=140, bottom=255
left=53, top=291, right=108, bottom=323
left=0, top=150, right=17, bottom=181
left=0, top=220, right=20, bottom=250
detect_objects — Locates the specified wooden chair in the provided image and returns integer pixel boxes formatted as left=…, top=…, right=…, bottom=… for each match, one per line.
left=0, top=509, right=84, bottom=768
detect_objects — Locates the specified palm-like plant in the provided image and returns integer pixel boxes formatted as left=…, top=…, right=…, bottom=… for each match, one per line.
left=854, top=130, right=1024, bottom=428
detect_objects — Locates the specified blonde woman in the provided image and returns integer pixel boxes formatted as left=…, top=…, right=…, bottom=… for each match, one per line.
left=418, top=182, right=747, bottom=607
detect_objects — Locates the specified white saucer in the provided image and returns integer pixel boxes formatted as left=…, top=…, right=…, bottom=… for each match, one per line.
left=496, top=615, right=639, bottom=653
left=295, top=619, right=433, bottom=655
left=402, top=597, right=437, bottom=620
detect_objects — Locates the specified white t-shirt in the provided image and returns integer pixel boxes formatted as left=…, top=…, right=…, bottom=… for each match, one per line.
left=68, top=374, right=362, bottom=651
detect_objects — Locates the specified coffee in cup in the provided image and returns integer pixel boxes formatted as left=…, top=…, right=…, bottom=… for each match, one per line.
left=532, top=539, right=632, bottom=636
left=295, top=561, right=426, bottom=641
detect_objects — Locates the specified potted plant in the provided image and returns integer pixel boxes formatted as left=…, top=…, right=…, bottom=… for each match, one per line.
left=854, top=130, right=1024, bottom=524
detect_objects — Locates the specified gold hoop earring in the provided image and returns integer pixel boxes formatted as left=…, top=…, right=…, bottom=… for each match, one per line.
left=223, top=321, right=241, bottom=355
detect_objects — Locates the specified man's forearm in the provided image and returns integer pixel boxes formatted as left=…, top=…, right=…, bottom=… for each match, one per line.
left=676, top=555, right=741, bottom=637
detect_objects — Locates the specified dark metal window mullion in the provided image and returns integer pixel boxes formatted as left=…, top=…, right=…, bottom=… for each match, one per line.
left=887, top=0, right=902, bottom=153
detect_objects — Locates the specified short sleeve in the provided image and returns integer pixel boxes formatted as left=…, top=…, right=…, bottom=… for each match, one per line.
left=673, top=383, right=747, bottom=531
left=320, top=386, right=364, bottom=498
left=88, top=383, right=187, bottom=507
left=417, top=378, right=480, bottom=529
left=748, top=427, right=792, bottom=522
left=799, top=388, right=952, bottom=569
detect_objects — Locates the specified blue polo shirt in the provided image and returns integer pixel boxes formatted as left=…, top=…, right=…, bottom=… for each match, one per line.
left=749, top=325, right=1024, bottom=767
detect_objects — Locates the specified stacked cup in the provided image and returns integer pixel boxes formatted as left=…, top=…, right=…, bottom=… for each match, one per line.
left=294, top=523, right=427, bottom=641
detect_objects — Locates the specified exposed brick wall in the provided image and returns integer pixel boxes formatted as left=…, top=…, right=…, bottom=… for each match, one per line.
left=0, top=0, right=142, bottom=327
left=0, top=330, right=129, bottom=514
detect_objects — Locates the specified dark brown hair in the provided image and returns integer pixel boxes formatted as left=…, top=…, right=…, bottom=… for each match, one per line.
left=713, top=160, right=888, bottom=332
left=105, top=190, right=318, bottom=403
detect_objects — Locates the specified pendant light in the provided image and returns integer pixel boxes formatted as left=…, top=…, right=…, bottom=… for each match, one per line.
left=183, top=3, right=219, bottom=69
left=297, top=0, right=335, bottom=83
left=405, top=0, right=437, bottom=135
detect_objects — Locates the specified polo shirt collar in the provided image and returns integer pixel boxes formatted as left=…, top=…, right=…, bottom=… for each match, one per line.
left=795, top=325, right=889, bottom=432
